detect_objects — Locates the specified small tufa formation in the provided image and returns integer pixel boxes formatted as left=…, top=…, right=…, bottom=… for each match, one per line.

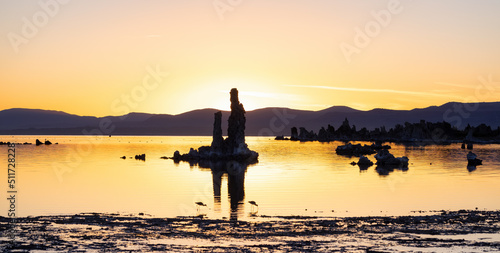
left=135, top=154, right=146, bottom=161
left=467, top=151, right=482, bottom=166
left=374, top=149, right=409, bottom=167
left=211, top=111, right=224, bottom=151
left=355, top=156, right=374, bottom=170
left=172, top=88, right=258, bottom=164
left=336, top=142, right=391, bottom=157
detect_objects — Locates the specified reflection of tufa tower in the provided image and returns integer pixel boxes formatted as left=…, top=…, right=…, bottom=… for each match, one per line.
left=225, top=88, right=247, bottom=154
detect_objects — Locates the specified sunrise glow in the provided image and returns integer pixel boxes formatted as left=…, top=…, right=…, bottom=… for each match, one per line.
left=1, top=1, right=499, bottom=116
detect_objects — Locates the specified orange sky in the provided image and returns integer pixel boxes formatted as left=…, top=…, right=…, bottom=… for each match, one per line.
left=1, top=0, right=499, bottom=116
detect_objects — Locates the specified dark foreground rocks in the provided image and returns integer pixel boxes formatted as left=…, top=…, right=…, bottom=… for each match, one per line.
left=1, top=210, right=499, bottom=252
left=336, top=142, right=391, bottom=157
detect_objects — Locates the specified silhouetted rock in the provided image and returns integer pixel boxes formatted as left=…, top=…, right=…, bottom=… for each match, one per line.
left=358, top=156, right=374, bottom=166
left=226, top=88, right=247, bottom=154
left=318, top=127, right=328, bottom=142
left=467, top=151, right=482, bottom=166
left=211, top=111, right=224, bottom=151
left=467, top=143, right=473, bottom=150
left=335, top=143, right=377, bottom=157
left=36, top=139, right=43, bottom=145
left=275, top=135, right=288, bottom=140
left=135, top=154, right=146, bottom=161
left=374, top=149, right=409, bottom=167
left=290, top=127, right=298, bottom=141
left=172, top=89, right=258, bottom=164
left=371, top=141, right=391, bottom=150
left=357, top=156, right=374, bottom=170
left=280, top=117, right=500, bottom=144
left=45, top=140, right=52, bottom=145
left=298, top=127, right=317, bottom=141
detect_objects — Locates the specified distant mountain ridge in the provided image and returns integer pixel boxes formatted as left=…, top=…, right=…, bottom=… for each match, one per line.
left=1, top=102, right=499, bottom=136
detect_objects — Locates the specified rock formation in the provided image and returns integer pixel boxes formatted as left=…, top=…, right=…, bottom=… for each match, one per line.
left=357, top=156, right=374, bottom=166
left=374, top=149, right=409, bottom=167
left=357, top=156, right=374, bottom=170
left=172, top=88, right=258, bottom=164
left=225, top=88, right=247, bottom=154
left=467, top=151, right=482, bottom=166
left=211, top=111, right=224, bottom=151
left=335, top=142, right=390, bottom=157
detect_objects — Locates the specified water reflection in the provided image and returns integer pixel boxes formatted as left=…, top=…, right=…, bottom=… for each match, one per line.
left=189, top=160, right=249, bottom=220
left=467, top=165, right=477, bottom=172
left=375, top=165, right=409, bottom=176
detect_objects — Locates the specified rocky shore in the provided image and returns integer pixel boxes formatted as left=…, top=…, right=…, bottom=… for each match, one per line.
left=1, top=210, right=499, bottom=252
left=277, top=118, right=500, bottom=144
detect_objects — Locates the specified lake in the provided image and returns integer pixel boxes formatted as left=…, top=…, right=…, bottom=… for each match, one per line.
left=1, top=135, right=500, bottom=220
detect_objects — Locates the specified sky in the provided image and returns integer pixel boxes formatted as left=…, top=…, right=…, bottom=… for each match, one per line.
left=1, top=0, right=499, bottom=116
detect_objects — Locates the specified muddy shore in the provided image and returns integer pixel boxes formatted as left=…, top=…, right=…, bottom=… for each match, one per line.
left=1, top=210, right=500, bottom=252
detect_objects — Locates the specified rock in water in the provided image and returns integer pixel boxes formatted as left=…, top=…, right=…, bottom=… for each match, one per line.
left=374, top=149, right=409, bottom=167
left=171, top=88, right=258, bottom=164
left=211, top=111, right=224, bottom=151
left=467, top=151, right=482, bottom=166
left=226, top=88, right=246, bottom=154
left=291, top=127, right=298, bottom=141
left=357, top=156, right=374, bottom=170
left=357, top=156, right=374, bottom=166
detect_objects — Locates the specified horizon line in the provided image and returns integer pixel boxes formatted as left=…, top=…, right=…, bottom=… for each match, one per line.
left=2, top=101, right=499, bottom=118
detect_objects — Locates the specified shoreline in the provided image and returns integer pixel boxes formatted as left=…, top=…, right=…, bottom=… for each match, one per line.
left=2, top=210, right=499, bottom=252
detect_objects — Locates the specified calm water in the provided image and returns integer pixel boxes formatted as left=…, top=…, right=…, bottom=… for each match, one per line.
left=1, top=135, right=500, bottom=220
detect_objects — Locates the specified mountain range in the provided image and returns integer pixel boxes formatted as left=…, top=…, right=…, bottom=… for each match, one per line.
left=1, top=102, right=499, bottom=136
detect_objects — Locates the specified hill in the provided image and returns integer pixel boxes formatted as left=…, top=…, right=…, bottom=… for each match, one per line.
left=1, top=102, right=499, bottom=136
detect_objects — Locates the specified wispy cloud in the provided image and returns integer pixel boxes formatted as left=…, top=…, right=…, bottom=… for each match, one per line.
left=283, top=85, right=459, bottom=99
